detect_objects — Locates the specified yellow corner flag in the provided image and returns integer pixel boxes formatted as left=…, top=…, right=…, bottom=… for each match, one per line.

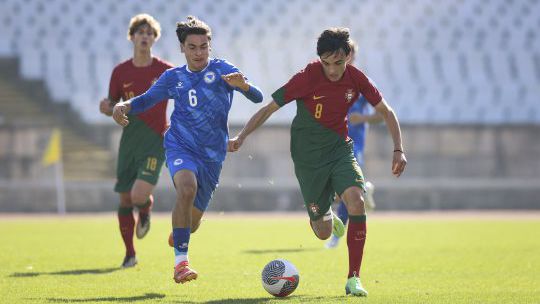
left=42, top=128, right=62, bottom=166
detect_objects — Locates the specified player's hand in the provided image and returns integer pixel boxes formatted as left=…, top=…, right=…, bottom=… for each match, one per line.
left=392, top=151, right=407, bottom=177
left=112, top=102, right=131, bottom=127
left=99, top=98, right=113, bottom=116
left=222, top=73, right=248, bottom=91
left=228, top=135, right=244, bottom=152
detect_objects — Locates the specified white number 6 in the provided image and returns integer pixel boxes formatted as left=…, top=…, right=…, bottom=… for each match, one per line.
left=188, top=89, right=198, bottom=107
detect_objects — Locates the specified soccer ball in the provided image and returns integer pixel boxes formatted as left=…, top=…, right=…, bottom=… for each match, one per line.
left=261, top=259, right=300, bottom=297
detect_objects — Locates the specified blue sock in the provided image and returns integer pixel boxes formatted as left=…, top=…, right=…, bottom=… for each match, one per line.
left=173, top=227, right=191, bottom=263
left=337, top=201, right=349, bottom=226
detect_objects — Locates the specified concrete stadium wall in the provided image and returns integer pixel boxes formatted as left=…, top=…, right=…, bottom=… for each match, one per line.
left=0, top=125, right=539, bottom=212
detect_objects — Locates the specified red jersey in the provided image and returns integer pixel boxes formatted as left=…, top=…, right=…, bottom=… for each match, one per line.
left=272, top=61, right=382, bottom=166
left=273, top=60, right=382, bottom=139
left=109, top=57, right=173, bottom=135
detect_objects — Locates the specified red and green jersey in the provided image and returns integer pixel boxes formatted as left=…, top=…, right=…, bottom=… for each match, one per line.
left=272, top=61, right=382, bottom=167
left=109, top=57, right=173, bottom=137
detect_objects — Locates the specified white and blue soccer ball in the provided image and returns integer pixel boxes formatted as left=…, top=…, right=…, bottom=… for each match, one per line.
left=261, top=259, right=300, bottom=297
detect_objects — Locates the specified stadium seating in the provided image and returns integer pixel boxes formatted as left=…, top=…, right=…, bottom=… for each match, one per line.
left=1, top=0, right=539, bottom=124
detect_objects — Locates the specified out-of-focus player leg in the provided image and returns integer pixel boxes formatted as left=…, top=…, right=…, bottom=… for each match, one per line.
left=131, top=179, right=155, bottom=239
left=342, top=186, right=368, bottom=296
left=364, top=181, right=376, bottom=211
left=118, top=192, right=137, bottom=268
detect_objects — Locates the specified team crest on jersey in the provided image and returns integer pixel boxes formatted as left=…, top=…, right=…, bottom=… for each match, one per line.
left=204, top=71, right=216, bottom=84
left=308, top=203, right=319, bottom=216
left=177, top=81, right=183, bottom=88
left=345, top=89, right=355, bottom=103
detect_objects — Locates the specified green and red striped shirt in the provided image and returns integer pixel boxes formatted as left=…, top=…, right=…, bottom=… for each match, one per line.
left=272, top=61, right=382, bottom=167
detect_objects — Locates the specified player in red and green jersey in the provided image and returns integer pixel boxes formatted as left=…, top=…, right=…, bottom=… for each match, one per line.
left=229, top=28, right=407, bottom=296
left=99, top=14, right=173, bottom=268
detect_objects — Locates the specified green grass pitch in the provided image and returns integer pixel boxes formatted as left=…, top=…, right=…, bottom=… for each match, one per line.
left=1, top=214, right=539, bottom=303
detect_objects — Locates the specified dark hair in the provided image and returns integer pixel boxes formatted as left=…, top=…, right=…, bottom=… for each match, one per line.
left=176, top=16, right=212, bottom=44
left=316, top=27, right=353, bottom=57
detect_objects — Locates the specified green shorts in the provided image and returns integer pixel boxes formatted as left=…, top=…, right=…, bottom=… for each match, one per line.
left=294, top=147, right=365, bottom=221
left=114, top=150, right=165, bottom=193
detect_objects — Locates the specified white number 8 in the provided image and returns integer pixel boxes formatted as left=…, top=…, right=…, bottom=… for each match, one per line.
left=188, top=89, right=198, bottom=107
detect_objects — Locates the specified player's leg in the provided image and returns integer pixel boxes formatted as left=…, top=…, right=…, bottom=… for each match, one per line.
left=325, top=198, right=348, bottom=248
left=132, top=155, right=164, bottom=238
left=296, top=164, right=344, bottom=241
left=171, top=169, right=198, bottom=284
left=306, top=184, right=344, bottom=240
left=355, top=150, right=376, bottom=211
left=310, top=212, right=333, bottom=240
left=118, top=192, right=137, bottom=268
left=332, top=153, right=368, bottom=296
left=191, top=207, right=204, bottom=233
left=130, top=180, right=155, bottom=239
left=114, top=155, right=138, bottom=268
left=167, top=207, right=204, bottom=246
left=364, top=181, right=376, bottom=211
left=341, top=186, right=368, bottom=296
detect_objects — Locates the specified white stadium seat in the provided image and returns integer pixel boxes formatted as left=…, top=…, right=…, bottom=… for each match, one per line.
left=1, top=0, right=539, bottom=124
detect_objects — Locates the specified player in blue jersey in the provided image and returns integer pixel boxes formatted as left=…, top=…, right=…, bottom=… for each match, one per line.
left=112, top=16, right=263, bottom=284
left=326, top=45, right=382, bottom=249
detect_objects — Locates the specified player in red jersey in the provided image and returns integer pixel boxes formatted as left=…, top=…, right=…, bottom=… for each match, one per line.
left=229, top=28, right=407, bottom=296
left=99, top=14, right=173, bottom=268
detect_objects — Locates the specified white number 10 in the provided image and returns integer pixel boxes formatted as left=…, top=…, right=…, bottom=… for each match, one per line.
left=188, top=89, right=198, bottom=107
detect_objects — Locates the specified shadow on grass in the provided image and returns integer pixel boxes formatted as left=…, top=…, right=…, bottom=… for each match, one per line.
left=243, top=248, right=320, bottom=254
left=41, top=293, right=165, bottom=302
left=173, top=295, right=343, bottom=303
left=10, top=267, right=121, bottom=278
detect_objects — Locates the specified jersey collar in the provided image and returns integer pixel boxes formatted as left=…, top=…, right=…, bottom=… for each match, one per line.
left=186, top=59, right=211, bottom=74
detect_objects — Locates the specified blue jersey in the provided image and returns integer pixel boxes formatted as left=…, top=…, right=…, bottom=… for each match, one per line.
left=129, top=58, right=262, bottom=163
left=347, top=95, right=370, bottom=164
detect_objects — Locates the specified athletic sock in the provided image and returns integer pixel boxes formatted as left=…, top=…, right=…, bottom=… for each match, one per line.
left=173, top=227, right=191, bottom=266
left=118, top=206, right=135, bottom=257
left=347, top=214, right=367, bottom=278
left=337, top=201, right=349, bottom=226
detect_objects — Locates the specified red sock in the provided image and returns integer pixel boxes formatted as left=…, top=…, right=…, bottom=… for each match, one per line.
left=347, top=215, right=367, bottom=278
left=138, top=195, right=153, bottom=215
left=118, top=207, right=135, bottom=257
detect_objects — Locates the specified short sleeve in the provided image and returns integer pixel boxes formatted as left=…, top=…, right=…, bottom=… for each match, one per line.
left=351, top=67, right=383, bottom=107
left=271, top=65, right=312, bottom=107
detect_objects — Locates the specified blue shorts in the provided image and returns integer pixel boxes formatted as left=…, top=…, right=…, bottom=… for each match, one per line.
left=165, top=148, right=223, bottom=212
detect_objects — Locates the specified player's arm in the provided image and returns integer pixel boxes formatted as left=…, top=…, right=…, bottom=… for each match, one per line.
left=228, top=100, right=280, bottom=152
left=374, top=99, right=407, bottom=177
left=112, top=71, right=170, bottom=127
left=100, top=68, right=122, bottom=116
left=222, top=72, right=263, bottom=103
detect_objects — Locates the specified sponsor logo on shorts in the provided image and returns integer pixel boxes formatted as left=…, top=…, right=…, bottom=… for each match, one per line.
left=174, top=158, right=183, bottom=166
left=141, top=171, right=153, bottom=176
